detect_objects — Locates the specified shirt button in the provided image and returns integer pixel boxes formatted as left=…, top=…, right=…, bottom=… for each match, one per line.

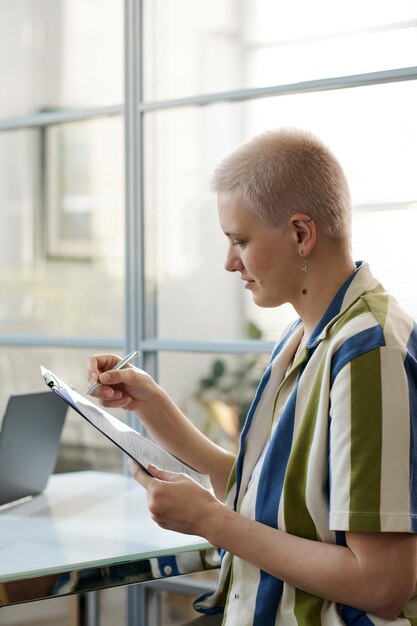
left=163, top=565, right=173, bottom=575
left=234, top=593, right=239, bottom=600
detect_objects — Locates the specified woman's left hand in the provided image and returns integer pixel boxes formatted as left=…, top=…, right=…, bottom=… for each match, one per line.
left=128, top=460, right=222, bottom=537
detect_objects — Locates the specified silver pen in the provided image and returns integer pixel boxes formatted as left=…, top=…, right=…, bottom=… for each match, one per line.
left=86, top=350, right=140, bottom=395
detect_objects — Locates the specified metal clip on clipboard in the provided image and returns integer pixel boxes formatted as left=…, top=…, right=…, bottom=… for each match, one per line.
left=41, top=367, right=62, bottom=390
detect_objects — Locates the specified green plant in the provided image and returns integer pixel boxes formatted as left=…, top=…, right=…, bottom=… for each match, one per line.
left=192, top=322, right=267, bottom=449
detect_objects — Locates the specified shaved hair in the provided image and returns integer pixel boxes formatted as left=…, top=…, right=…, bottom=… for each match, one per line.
left=210, top=128, right=352, bottom=241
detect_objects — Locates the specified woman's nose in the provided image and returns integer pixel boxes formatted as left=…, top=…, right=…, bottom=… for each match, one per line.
left=224, top=248, right=244, bottom=273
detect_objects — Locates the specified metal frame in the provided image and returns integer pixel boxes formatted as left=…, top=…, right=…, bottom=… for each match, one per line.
left=124, top=2, right=150, bottom=623
left=1, top=62, right=417, bottom=354
left=138, top=65, right=417, bottom=111
left=0, top=335, right=123, bottom=349
left=0, top=545, right=216, bottom=607
left=0, top=106, right=122, bottom=132
left=124, top=0, right=144, bottom=366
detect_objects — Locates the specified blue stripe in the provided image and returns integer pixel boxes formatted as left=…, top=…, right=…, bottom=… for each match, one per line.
left=330, top=325, right=386, bottom=386
left=327, top=412, right=332, bottom=502
left=255, top=384, right=298, bottom=527
left=328, top=327, right=385, bottom=514
left=252, top=382, right=299, bottom=623
left=308, top=262, right=362, bottom=347
left=156, top=555, right=180, bottom=577
left=335, top=530, right=347, bottom=547
left=253, top=572, right=284, bottom=626
left=233, top=321, right=300, bottom=510
left=341, top=605, right=375, bottom=625
left=193, top=591, right=224, bottom=615
left=269, top=319, right=302, bottom=364
left=405, top=322, right=417, bottom=532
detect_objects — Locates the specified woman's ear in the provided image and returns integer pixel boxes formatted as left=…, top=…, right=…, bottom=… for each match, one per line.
left=290, top=213, right=316, bottom=255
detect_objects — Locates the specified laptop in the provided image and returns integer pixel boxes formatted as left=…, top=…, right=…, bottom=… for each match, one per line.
left=0, top=391, right=67, bottom=507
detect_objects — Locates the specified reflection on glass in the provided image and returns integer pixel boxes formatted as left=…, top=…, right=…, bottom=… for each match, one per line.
left=144, top=105, right=245, bottom=342
left=53, top=125, right=94, bottom=243
left=243, top=81, right=417, bottom=208
left=0, top=347, right=124, bottom=473
left=144, top=80, right=417, bottom=342
left=0, top=0, right=123, bottom=118
left=46, top=118, right=124, bottom=260
left=352, top=205, right=417, bottom=321
left=0, top=118, right=124, bottom=337
left=144, top=0, right=417, bottom=100
left=159, top=352, right=270, bottom=453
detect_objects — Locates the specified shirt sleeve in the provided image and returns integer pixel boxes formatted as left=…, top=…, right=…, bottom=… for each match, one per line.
left=328, top=346, right=417, bottom=532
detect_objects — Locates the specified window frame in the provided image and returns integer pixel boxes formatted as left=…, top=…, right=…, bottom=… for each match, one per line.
left=0, top=1, right=416, bottom=356
left=0, top=0, right=415, bottom=394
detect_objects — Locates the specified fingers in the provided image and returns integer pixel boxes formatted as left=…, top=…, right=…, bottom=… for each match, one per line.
left=129, top=462, right=189, bottom=505
left=86, top=354, right=141, bottom=406
left=86, top=354, right=121, bottom=386
left=87, top=381, right=126, bottom=405
left=129, top=463, right=182, bottom=527
left=86, top=355, right=155, bottom=412
left=128, top=461, right=183, bottom=486
left=129, top=463, right=213, bottom=535
left=147, top=464, right=185, bottom=483
left=100, top=394, right=133, bottom=409
left=128, top=459, right=154, bottom=488
left=98, top=366, right=139, bottom=386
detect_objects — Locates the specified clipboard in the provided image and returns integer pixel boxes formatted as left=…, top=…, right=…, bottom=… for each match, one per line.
left=41, top=366, right=211, bottom=489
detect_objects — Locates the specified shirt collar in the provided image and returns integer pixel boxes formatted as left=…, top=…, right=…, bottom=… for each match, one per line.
left=306, top=261, right=379, bottom=349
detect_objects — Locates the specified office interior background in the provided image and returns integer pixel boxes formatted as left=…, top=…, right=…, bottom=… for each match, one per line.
left=1, top=0, right=417, bottom=624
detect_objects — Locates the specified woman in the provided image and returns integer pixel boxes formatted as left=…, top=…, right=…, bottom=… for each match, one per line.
left=87, top=129, right=417, bottom=625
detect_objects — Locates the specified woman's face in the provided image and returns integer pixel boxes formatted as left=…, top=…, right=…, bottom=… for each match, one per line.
left=217, top=190, right=300, bottom=308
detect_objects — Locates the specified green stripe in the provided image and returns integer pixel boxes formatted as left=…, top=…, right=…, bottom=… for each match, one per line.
left=294, top=589, right=324, bottom=626
left=284, top=360, right=327, bottom=624
left=321, top=282, right=387, bottom=343
left=224, top=461, right=237, bottom=499
left=287, top=290, right=386, bottom=616
left=349, top=349, right=382, bottom=531
left=222, top=560, right=234, bottom=624
left=329, top=294, right=380, bottom=340
left=284, top=356, right=327, bottom=538
left=361, top=286, right=389, bottom=331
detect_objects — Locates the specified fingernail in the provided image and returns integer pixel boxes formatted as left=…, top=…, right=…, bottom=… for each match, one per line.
left=100, top=373, right=111, bottom=383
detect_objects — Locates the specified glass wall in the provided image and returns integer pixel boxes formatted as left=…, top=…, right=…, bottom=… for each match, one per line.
left=144, top=80, right=417, bottom=345
left=0, top=120, right=124, bottom=339
left=159, top=351, right=269, bottom=452
left=140, top=0, right=417, bottom=460
left=143, top=0, right=417, bottom=99
left=0, top=0, right=123, bottom=117
left=1, top=0, right=417, bottom=470
left=0, top=0, right=124, bottom=472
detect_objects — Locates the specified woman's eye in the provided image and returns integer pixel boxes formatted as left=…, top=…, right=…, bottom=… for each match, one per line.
left=233, top=240, right=246, bottom=248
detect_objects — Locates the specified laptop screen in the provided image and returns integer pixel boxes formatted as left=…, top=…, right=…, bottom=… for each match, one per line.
left=0, top=392, right=67, bottom=507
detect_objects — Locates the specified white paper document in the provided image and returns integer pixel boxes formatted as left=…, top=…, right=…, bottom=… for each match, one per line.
left=41, top=366, right=211, bottom=489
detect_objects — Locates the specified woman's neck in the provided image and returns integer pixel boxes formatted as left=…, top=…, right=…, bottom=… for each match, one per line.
left=294, top=246, right=356, bottom=339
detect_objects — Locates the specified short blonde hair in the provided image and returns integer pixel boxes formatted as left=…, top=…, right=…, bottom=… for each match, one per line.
left=210, top=128, right=352, bottom=241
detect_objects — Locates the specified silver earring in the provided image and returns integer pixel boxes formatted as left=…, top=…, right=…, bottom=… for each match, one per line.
left=300, top=252, right=309, bottom=274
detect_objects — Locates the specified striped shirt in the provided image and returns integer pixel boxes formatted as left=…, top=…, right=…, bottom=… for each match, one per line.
left=195, top=261, right=417, bottom=625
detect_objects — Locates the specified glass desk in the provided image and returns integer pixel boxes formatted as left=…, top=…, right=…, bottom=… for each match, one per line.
left=0, top=471, right=219, bottom=622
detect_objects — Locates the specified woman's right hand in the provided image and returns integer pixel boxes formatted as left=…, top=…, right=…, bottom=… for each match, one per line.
left=86, top=353, right=160, bottom=413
